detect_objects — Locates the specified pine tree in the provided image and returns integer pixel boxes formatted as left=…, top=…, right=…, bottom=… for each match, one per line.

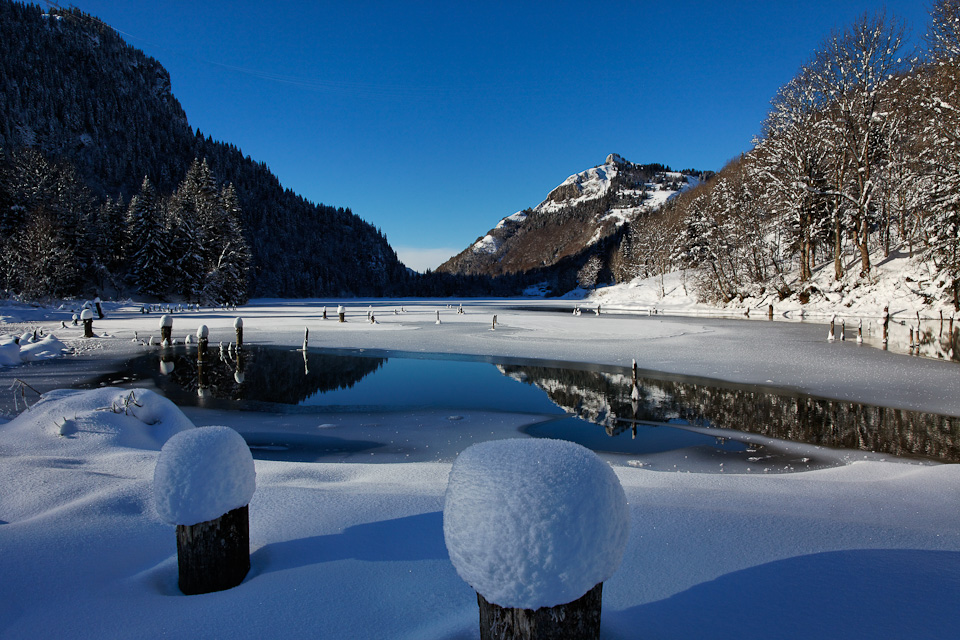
left=125, top=176, right=168, bottom=298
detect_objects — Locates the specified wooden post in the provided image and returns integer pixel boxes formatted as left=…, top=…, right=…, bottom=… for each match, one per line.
left=94, top=296, right=104, bottom=319
left=337, top=305, right=345, bottom=323
left=175, top=505, right=250, bottom=595
left=234, top=317, right=243, bottom=350
left=197, top=325, right=209, bottom=395
left=492, top=315, right=497, bottom=330
left=323, top=307, right=328, bottom=320
left=436, top=310, right=442, bottom=324
left=828, top=315, right=835, bottom=341
left=840, top=319, right=846, bottom=341
left=303, top=327, right=309, bottom=351
left=767, top=304, right=773, bottom=320
left=882, top=306, right=889, bottom=346
left=81, top=309, right=94, bottom=338
left=857, top=319, right=863, bottom=344
left=477, top=583, right=603, bottom=640
left=160, top=315, right=173, bottom=346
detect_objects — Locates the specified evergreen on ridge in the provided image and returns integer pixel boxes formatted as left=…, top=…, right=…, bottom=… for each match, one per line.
left=0, top=1, right=405, bottom=301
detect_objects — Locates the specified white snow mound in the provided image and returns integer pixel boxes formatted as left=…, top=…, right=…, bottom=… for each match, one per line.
left=0, top=339, right=21, bottom=365
left=443, top=438, right=629, bottom=609
left=10, top=387, right=194, bottom=448
left=154, top=426, right=256, bottom=526
left=19, top=335, right=68, bottom=362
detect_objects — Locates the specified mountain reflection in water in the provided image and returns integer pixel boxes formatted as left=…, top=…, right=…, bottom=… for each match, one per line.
left=118, top=346, right=960, bottom=463
left=498, top=363, right=960, bottom=463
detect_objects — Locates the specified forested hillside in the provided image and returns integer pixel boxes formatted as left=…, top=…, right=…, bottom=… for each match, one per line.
left=0, top=1, right=406, bottom=301
left=610, top=3, right=960, bottom=310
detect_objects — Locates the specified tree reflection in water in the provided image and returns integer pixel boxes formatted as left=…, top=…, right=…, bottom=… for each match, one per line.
left=122, top=346, right=960, bottom=464
left=140, top=345, right=386, bottom=407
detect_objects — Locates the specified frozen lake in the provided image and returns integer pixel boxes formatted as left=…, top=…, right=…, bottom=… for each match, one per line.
left=84, top=344, right=960, bottom=469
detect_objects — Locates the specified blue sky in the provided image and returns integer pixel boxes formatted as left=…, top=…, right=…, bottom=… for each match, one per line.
left=66, top=1, right=932, bottom=271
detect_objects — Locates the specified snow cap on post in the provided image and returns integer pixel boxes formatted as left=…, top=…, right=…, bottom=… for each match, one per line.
left=160, top=314, right=173, bottom=328
left=80, top=308, right=93, bottom=321
left=443, top=438, right=629, bottom=609
left=154, top=426, right=256, bottom=526
left=197, top=325, right=209, bottom=339
left=233, top=317, right=243, bottom=329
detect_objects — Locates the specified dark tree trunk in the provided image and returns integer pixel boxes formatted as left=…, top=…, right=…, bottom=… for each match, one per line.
left=477, top=582, right=603, bottom=640
left=176, top=505, right=250, bottom=595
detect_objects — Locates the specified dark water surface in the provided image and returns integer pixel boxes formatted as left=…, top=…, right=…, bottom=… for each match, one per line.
left=88, top=344, right=960, bottom=465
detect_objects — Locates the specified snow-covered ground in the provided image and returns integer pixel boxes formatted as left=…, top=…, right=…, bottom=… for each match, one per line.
left=1, top=297, right=959, bottom=638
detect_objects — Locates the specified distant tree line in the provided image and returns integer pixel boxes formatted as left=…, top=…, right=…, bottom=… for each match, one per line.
left=613, top=1, right=960, bottom=310
left=0, top=148, right=251, bottom=303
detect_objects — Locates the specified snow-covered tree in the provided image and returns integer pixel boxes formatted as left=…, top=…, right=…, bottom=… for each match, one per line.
left=125, top=176, right=168, bottom=298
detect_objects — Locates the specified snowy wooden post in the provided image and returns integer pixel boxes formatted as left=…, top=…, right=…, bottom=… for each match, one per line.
left=234, top=317, right=243, bottom=350
left=444, top=439, right=629, bottom=640
left=492, top=315, right=497, bottom=330
left=337, top=305, right=345, bottom=323
left=767, top=304, right=773, bottom=320
left=94, top=296, right=104, bottom=319
left=436, top=310, right=442, bottom=324
left=80, top=308, right=94, bottom=338
left=302, top=327, right=309, bottom=351
left=160, top=315, right=173, bottom=347
left=840, top=319, right=846, bottom=341
left=322, top=307, right=328, bottom=320
left=857, top=319, right=863, bottom=344
left=154, top=426, right=256, bottom=595
left=828, top=315, right=836, bottom=341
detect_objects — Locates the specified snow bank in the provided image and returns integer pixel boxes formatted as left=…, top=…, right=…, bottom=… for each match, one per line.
left=19, top=335, right=68, bottom=362
left=0, top=339, right=21, bottom=365
left=8, top=387, right=194, bottom=448
left=443, top=438, right=629, bottom=609
left=154, top=426, right=256, bottom=526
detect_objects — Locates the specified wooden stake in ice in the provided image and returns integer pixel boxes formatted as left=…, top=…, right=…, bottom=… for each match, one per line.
left=828, top=315, right=836, bottom=341
left=337, top=305, right=345, bottom=323
left=80, top=308, right=95, bottom=338
left=436, top=310, right=441, bottom=325
left=857, top=319, right=863, bottom=344
left=234, top=317, right=243, bottom=350
left=160, top=315, right=173, bottom=347
left=767, top=304, right=774, bottom=320
left=882, top=306, right=890, bottom=347
left=197, top=325, right=209, bottom=396
left=491, top=315, right=497, bottom=330
left=302, top=327, right=309, bottom=352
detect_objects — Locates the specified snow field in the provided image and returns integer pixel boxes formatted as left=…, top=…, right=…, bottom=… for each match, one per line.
left=0, top=298, right=958, bottom=637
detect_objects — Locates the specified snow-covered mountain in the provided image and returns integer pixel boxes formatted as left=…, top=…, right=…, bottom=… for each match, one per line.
left=438, top=154, right=697, bottom=280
